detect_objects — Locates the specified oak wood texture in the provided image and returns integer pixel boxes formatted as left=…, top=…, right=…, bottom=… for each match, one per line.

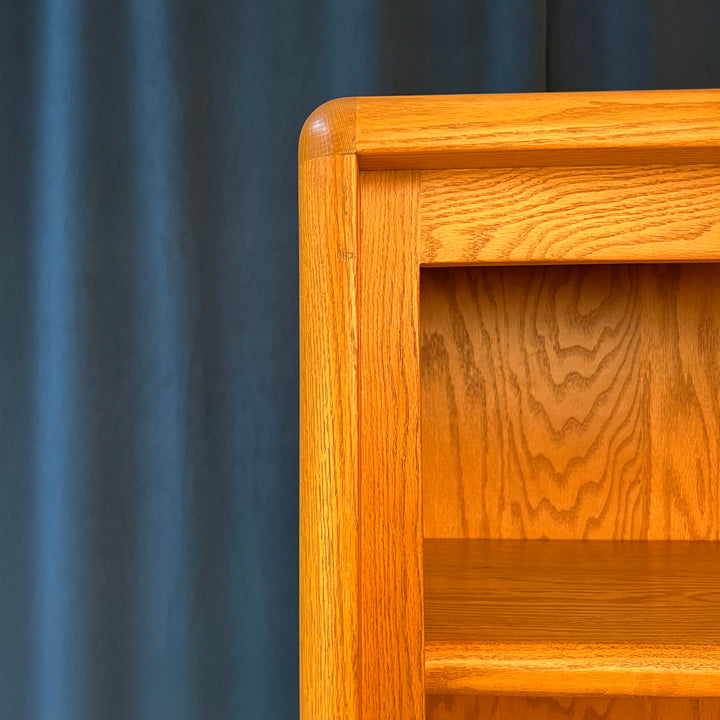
left=420, top=166, right=720, bottom=264
left=299, top=154, right=360, bottom=719
left=424, top=539, right=720, bottom=697
left=359, top=171, right=425, bottom=718
left=421, top=264, right=720, bottom=540
left=298, top=97, right=355, bottom=163
left=299, top=90, right=720, bottom=720
left=425, top=696, right=720, bottom=720
left=300, top=90, right=720, bottom=168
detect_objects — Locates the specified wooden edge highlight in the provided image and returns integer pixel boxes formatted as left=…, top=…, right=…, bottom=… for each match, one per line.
left=299, top=153, right=360, bottom=719
left=299, top=97, right=357, bottom=162
left=424, top=642, right=720, bottom=697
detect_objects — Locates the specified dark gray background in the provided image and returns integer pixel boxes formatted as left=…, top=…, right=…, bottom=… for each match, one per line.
left=1, top=1, right=719, bottom=717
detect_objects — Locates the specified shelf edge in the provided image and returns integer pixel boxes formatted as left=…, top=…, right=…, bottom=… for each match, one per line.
left=425, top=641, right=720, bottom=697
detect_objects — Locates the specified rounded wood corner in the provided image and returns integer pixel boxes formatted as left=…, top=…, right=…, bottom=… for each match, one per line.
left=299, top=97, right=356, bottom=163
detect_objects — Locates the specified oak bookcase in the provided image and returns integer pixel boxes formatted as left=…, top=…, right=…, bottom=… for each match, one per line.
left=299, top=90, right=720, bottom=719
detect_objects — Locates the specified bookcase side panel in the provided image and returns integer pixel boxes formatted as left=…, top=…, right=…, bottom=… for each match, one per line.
left=300, top=154, right=360, bottom=720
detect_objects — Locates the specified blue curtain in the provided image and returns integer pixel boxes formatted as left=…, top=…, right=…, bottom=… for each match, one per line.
left=0, top=1, right=718, bottom=717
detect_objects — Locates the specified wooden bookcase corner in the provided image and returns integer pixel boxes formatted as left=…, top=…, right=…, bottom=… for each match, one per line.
left=300, top=89, right=720, bottom=720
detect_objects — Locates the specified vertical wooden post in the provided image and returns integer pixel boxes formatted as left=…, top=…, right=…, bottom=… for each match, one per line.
left=300, top=100, right=425, bottom=718
left=299, top=101, right=360, bottom=719
left=359, top=170, right=425, bottom=718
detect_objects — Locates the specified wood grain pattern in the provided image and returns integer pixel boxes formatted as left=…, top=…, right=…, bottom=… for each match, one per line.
left=421, top=264, right=720, bottom=540
left=299, top=97, right=356, bottom=162
left=299, top=92, right=720, bottom=719
left=424, top=539, right=720, bottom=696
left=299, top=154, right=359, bottom=719
left=355, top=90, right=720, bottom=169
left=359, top=170, right=425, bottom=718
left=425, top=540, right=720, bottom=646
left=299, top=90, right=720, bottom=168
left=425, top=695, right=720, bottom=720
left=419, top=166, right=720, bottom=265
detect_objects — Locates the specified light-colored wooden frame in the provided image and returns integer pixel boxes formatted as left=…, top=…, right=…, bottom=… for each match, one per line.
left=299, top=90, right=720, bottom=720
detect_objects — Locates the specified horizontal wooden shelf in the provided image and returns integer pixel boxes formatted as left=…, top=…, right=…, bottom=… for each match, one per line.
left=424, top=539, right=720, bottom=697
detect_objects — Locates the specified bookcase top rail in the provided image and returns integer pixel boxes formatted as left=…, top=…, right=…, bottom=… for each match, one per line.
left=299, top=90, right=720, bottom=169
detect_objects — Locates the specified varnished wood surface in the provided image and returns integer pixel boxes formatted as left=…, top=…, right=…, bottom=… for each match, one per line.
left=426, top=695, right=720, bottom=720
left=359, top=171, right=425, bottom=717
left=356, top=91, right=720, bottom=168
left=419, top=166, right=720, bottom=264
left=424, top=539, right=720, bottom=696
left=299, top=91, right=720, bottom=718
left=299, top=154, right=360, bottom=718
left=298, top=97, right=355, bottom=162
left=421, top=264, right=720, bottom=540
left=300, top=90, right=720, bottom=167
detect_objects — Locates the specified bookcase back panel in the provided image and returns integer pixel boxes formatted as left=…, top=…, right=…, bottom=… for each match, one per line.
left=421, top=263, right=720, bottom=540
